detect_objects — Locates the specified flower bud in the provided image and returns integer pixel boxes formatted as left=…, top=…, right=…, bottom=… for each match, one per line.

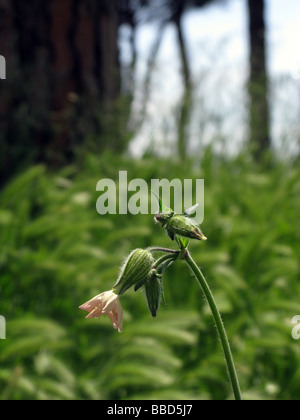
left=144, top=269, right=162, bottom=317
left=113, top=249, right=155, bottom=295
left=158, top=213, right=207, bottom=241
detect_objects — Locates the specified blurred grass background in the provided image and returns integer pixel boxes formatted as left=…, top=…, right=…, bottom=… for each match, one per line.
left=1, top=151, right=300, bottom=400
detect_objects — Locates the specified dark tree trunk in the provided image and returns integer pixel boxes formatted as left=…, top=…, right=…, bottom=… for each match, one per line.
left=0, top=0, right=122, bottom=183
left=247, top=0, right=270, bottom=160
left=172, top=0, right=192, bottom=160
left=174, top=16, right=192, bottom=160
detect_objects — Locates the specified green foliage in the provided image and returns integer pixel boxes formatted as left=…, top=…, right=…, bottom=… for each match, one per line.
left=0, top=152, right=300, bottom=400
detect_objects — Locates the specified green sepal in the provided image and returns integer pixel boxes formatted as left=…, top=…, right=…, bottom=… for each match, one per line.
left=134, top=278, right=147, bottom=292
left=114, top=249, right=154, bottom=295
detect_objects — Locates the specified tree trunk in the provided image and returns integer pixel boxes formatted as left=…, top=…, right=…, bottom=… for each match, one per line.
left=247, top=0, right=270, bottom=160
left=175, top=15, right=192, bottom=160
left=0, top=0, right=122, bottom=183
left=172, top=0, right=192, bottom=160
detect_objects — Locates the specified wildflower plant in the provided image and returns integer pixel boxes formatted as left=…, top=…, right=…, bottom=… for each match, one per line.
left=79, top=195, right=242, bottom=400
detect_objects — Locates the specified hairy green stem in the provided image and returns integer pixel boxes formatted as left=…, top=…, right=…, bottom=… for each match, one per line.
left=153, top=253, right=178, bottom=268
left=147, top=247, right=180, bottom=255
left=184, top=249, right=242, bottom=400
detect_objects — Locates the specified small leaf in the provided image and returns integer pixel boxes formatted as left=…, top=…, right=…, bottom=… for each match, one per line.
left=151, top=190, right=173, bottom=214
left=175, top=235, right=189, bottom=250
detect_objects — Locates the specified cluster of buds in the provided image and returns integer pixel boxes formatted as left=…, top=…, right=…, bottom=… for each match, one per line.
left=79, top=202, right=206, bottom=332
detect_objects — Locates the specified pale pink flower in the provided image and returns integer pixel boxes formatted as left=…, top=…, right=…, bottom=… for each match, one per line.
left=79, top=290, right=123, bottom=332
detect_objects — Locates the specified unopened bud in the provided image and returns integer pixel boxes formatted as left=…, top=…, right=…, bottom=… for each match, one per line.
left=145, top=269, right=162, bottom=317
left=156, top=213, right=207, bottom=241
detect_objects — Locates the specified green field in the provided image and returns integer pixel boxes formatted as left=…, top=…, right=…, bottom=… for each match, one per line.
left=1, top=151, right=300, bottom=400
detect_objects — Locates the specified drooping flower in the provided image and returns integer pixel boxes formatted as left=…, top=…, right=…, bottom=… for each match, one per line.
left=79, top=290, right=123, bottom=332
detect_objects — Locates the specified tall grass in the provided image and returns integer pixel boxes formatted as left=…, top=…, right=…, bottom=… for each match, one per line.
left=0, top=152, right=299, bottom=400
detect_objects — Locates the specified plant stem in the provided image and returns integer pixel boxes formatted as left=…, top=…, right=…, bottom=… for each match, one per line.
left=184, top=249, right=242, bottom=400
left=147, top=247, right=180, bottom=255
left=153, top=253, right=178, bottom=271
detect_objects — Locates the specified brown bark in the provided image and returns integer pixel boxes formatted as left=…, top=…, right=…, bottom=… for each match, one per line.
left=97, top=0, right=120, bottom=104
left=0, top=0, right=122, bottom=182
left=175, top=16, right=192, bottom=160
left=173, top=0, right=192, bottom=160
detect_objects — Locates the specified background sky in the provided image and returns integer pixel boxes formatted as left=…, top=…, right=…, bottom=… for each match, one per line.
left=122, top=0, right=300, bottom=157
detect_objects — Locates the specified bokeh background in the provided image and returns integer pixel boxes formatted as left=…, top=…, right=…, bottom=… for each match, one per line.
left=1, top=0, right=300, bottom=400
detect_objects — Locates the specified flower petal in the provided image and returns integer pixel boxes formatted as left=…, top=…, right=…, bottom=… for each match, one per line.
left=85, top=307, right=102, bottom=319
left=102, top=293, right=119, bottom=313
left=79, top=294, right=104, bottom=312
left=79, top=290, right=123, bottom=332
